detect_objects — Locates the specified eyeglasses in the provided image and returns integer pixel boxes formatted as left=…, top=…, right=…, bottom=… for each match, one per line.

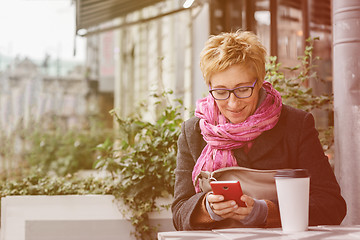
left=209, top=79, right=258, bottom=100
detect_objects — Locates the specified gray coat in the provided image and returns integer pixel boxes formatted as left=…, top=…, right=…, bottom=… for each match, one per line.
left=172, top=105, right=346, bottom=230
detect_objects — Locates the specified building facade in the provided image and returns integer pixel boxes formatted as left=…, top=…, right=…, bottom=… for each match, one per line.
left=76, top=0, right=332, bottom=122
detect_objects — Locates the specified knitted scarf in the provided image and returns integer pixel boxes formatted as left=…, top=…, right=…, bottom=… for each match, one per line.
left=192, top=81, right=282, bottom=192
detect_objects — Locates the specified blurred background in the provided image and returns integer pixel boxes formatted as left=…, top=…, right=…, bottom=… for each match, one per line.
left=0, top=0, right=333, bottom=134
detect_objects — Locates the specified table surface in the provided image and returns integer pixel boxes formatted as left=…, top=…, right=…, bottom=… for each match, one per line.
left=158, top=225, right=360, bottom=239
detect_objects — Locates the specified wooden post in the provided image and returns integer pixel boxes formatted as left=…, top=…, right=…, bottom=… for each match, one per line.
left=270, top=0, right=278, bottom=57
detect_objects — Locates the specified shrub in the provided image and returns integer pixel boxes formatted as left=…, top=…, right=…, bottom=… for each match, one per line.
left=94, top=91, right=183, bottom=239
left=265, top=37, right=334, bottom=151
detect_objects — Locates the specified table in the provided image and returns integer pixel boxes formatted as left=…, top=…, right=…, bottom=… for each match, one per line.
left=158, top=225, right=360, bottom=239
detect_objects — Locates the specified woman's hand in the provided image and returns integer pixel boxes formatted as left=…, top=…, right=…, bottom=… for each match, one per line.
left=207, top=193, right=255, bottom=221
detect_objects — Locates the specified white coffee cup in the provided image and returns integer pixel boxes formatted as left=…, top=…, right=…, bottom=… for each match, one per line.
left=275, top=169, right=310, bottom=233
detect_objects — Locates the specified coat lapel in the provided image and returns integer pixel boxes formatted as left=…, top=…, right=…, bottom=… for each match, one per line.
left=247, top=107, right=287, bottom=163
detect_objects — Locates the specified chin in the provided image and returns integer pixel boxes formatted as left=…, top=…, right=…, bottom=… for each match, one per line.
left=228, top=117, right=245, bottom=124
left=225, top=109, right=252, bottom=124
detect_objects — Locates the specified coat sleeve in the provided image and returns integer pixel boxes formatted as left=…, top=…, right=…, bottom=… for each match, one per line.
left=298, top=112, right=347, bottom=225
left=171, top=118, right=217, bottom=230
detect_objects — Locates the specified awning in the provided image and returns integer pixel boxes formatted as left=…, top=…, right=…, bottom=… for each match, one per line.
left=75, top=0, right=165, bottom=34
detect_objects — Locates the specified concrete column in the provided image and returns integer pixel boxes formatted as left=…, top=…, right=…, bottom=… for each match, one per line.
left=333, top=0, right=360, bottom=225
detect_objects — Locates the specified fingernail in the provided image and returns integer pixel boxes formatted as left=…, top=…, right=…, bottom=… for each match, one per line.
left=231, top=201, right=236, bottom=205
left=219, top=196, right=224, bottom=201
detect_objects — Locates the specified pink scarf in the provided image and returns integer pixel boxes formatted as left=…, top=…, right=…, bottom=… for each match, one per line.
left=192, top=81, right=282, bottom=192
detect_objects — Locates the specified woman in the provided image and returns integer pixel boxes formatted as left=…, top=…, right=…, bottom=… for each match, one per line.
left=172, top=31, right=346, bottom=230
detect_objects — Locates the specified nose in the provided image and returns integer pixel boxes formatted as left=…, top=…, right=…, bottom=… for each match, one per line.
left=227, top=92, right=240, bottom=108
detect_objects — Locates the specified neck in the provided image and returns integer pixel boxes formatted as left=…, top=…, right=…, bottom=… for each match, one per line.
left=256, top=87, right=267, bottom=109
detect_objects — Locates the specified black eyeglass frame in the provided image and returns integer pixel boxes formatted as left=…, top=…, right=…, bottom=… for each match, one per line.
left=209, top=79, right=258, bottom=100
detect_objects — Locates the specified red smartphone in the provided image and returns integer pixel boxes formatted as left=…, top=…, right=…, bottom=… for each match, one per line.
left=210, top=180, right=246, bottom=207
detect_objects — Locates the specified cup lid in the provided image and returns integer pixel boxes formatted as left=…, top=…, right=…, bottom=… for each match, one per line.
left=274, top=169, right=310, bottom=178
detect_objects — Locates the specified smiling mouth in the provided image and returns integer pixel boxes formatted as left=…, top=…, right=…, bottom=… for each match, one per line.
left=229, top=106, right=245, bottom=114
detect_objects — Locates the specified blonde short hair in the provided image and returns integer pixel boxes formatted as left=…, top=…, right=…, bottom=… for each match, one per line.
left=200, top=30, right=267, bottom=86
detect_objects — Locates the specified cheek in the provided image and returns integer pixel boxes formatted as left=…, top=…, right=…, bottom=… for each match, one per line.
left=215, top=101, right=227, bottom=111
left=246, top=89, right=260, bottom=107
left=241, top=97, right=259, bottom=117
left=242, top=98, right=257, bottom=108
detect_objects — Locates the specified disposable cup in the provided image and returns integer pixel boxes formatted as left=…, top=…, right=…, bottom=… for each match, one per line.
left=275, top=169, right=310, bottom=233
